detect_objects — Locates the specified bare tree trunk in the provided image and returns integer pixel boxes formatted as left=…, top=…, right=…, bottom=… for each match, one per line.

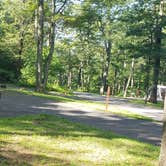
left=100, top=68, right=104, bottom=95
left=42, top=0, right=67, bottom=92
left=130, top=75, right=134, bottom=89
left=67, top=71, right=72, bottom=90
left=159, top=93, right=166, bottom=166
left=42, top=0, right=56, bottom=91
left=118, top=83, right=121, bottom=94
left=144, top=31, right=153, bottom=103
left=149, top=21, right=161, bottom=103
left=122, top=58, right=127, bottom=93
left=149, top=56, right=160, bottom=103
left=123, top=58, right=134, bottom=97
left=78, top=62, right=83, bottom=88
left=102, top=40, right=111, bottom=92
left=123, top=74, right=131, bottom=98
left=99, top=20, right=112, bottom=94
left=81, top=68, right=84, bottom=89
left=16, top=30, right=24, bottom=80
left=130, top=58, right=135, bottom=91
left=16, top=0, right=26, bottom=80
left=36, top=0, right=44, bottom=92
left=144, top=57, right=151, bottom=103
left=66, top=49, right=72, bottom=90
left=113, top=69, right=118, bottom=95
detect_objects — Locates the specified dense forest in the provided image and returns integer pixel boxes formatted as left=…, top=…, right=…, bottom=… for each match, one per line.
left=0, top=0, right=166, bottom=103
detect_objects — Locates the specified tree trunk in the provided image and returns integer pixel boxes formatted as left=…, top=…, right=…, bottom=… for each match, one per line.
left=130, top=58, right=135, bottom=93
left=78, top=61, right=84, bottom=89
left=16, top=30, right=24, bottom=80
left=159, top=93, right=166, bottom=166
left=67, top=50, right=72, bottom=90
left=67, top=71, right=72, bottom=90
left=42, top=0, right=56, bottom=91
left=123, top=74, right=131, bottom=98
left=145, top=31, right=153, bottom=103
left=42, top=0, right=67, bottom=91
left=149, top=21, right=161, bottom=103
left=113, top=69, right=118, bottom=95
left=100, top=70, right=105, bottom=95
left=130, top=75, right=134, bottom=89
left=36, top=0, right=44, bottom=92
left=16, top=0, right=26, bottom=80
left=118, top=83, right=121, bottom=94
left=144, top=57, right=151, bottom=103
left=86, top=75, right=90, bottom=91
left=78, top=63, right=83, bottom=88
left=149, top=56, right=160, bottom=103
left=102, top=40, right=111, bottom=92
left=123, top=58, right=134, bottom=98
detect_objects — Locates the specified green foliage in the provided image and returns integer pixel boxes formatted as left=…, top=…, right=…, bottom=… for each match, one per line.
left=0, top=50, right=18, bottom=82
left=0, top=0, right=166, bottom=102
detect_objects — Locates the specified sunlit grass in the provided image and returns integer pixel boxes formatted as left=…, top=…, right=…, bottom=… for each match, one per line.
left=129, top=99, right=164, bottom=109
left=0, top=114, right=159, bottom=166
left=7, top=88, right=75, bottom=102
left=97, top=108, right=154, bottom=121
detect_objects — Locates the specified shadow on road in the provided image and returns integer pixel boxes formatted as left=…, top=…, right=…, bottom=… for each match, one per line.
left=0, top=91, right=162, bottom=145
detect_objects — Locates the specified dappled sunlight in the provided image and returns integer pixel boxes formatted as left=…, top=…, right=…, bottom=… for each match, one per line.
left=0, top=114, right=159, bottom=166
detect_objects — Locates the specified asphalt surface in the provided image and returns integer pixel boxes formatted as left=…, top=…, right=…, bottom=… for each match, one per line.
left=0, top=91, right=163, bottom=145
left=71, top=92, right=164, bottom=121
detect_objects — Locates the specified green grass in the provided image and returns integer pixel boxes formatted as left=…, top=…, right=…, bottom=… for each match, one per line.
left=111, top=110, right=154, bottom=121
left=7, top=88, right=75, bottom=103
left=97, top=108, right=154, bottom=121
left=6, top=88, right=103, bottom=106
left=129, top=99, right=164, bottom=109
left=0, top=114, right=159, bottom=166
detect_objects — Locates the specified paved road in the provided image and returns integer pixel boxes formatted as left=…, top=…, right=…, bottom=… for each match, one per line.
left=0, top=91, right=162, bottom=145
left=71, top=92, right=164, bottom=121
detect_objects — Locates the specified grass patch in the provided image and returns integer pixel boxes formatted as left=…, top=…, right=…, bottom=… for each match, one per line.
left=0, top=114, right=159, bottom=166
left=109, top=110, right=154, bottom=121
left=6, top=88, right=103, bottom=106
left=97, top=108, right=154, bottom=121
left=129, top=99, right=164, bottom=109
left=7, top=88, right=75, bottom=103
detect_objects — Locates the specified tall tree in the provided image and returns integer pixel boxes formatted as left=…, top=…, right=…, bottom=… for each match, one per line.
left=42, top=0, right=67, bottom=91
left=120, top=0, right=166, bottom=102
left=36, top=0, right=44, bottom=92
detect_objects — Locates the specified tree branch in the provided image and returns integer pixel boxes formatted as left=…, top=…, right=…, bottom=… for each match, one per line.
left=56, top=0, right=67, bottom=14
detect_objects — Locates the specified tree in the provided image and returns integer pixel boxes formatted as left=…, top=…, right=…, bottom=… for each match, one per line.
left=36, top=0, right=44, bottom=92
left=35, top=0, right=68, bottom=92
left=120, top=0, right=166, bottom=102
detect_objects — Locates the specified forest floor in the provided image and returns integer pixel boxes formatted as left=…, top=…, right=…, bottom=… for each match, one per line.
left=0, top=90, right=162, bottom=145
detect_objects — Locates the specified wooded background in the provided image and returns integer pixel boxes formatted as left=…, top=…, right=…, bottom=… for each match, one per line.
left=0, top=0, right=166, bottom=103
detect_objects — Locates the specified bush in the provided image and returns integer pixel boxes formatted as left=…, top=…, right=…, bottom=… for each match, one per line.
left=0, top=69, right=15, bottom=83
